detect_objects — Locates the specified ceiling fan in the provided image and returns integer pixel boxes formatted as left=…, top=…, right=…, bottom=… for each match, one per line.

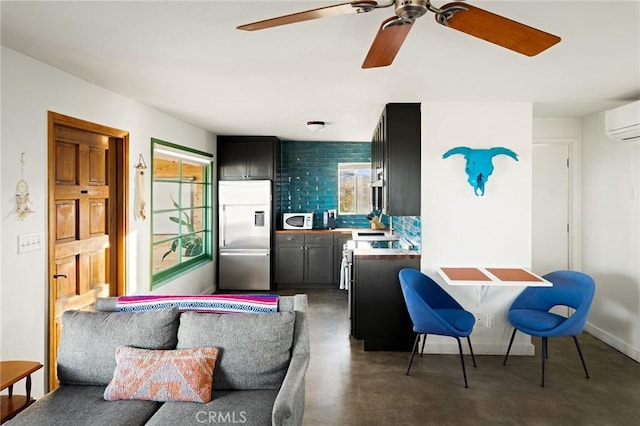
left=237, top=0, right=561, bottom=69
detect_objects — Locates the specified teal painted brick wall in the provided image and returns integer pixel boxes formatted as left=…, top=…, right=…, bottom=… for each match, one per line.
left=281, top=141, right=371, bottom=228
left=392, top=216, right=422, bottom=252
left=281, top=141, right=423, bottom=251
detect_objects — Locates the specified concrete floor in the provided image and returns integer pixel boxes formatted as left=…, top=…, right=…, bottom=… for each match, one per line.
left=288, top=289, right=640, bottom=426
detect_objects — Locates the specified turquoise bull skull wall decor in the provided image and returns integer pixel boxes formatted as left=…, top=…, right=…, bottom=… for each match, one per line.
left=443, top=146, right=519, bottom=196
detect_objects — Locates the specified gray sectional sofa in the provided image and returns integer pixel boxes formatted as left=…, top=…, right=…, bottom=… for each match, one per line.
left=8, top=294, right=309, bottom=426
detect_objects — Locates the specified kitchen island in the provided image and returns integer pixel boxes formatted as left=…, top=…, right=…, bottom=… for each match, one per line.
left=276, top=228, right=422, bottom=352
left=351, top=249, right=421, bottom=351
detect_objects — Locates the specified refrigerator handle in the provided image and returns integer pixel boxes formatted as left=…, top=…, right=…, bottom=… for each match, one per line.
left=219, top=205, right=224, bottom=247
left=220, top=252, right=270, bottom=256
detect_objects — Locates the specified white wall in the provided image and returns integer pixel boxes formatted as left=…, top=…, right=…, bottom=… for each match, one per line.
left=533, top=118, right=581, bottom=139
left=581, top=111, right=640, bottom=361
left=420, top=102, right=534, bottom=355
left=1, top=47, right=217, bottom=396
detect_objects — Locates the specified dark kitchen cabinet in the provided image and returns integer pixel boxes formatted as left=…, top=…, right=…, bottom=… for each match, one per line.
left=275, top=233, right=334, bottom=287
left=305, top=234, right=334, bottom=284
left=351, top=255, right=419, bottom=351
left=371, top=103, right=421, bottom=216
left=218, top=136, right=280, bottom=180
left=275, top=234, right=305, bottom=284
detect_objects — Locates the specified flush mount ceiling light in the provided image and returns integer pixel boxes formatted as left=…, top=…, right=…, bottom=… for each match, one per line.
left=306, top=121, right=325, bottom=132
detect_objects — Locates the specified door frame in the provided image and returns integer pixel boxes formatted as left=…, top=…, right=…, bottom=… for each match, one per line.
left=532, top=137, right=581, bottom=271
left=47, top=111, right=129, bottom=390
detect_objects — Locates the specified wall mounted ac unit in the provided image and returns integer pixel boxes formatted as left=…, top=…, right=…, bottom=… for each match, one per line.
left=605, top=100, right=640, bottom=142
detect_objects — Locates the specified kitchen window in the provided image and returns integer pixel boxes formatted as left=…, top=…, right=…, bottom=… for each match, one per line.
left=338, top=162, right=371, bottom=215
left=151, top=138, right=213, bottom=288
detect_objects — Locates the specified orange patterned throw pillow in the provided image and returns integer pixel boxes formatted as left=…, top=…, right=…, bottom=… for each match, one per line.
left=104, top=346, right=218, bottom=403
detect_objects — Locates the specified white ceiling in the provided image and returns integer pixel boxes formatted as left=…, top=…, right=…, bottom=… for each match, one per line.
left=2, top=0, right=639, bottom=141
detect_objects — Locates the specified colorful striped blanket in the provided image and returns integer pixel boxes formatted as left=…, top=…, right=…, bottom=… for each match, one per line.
left=114, top=294, right=279, bottom=314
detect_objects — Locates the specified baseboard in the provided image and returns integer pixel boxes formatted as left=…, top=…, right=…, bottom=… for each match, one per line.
left=423, top=341, right=534, bottom=356
left=585, top=322, right=640, bottom=363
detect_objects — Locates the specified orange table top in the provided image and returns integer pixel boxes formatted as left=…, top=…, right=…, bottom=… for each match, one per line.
left=437, top=267, right=551, bottom=287
left=486, top=268, right=544, bottom=282
left=440, top=267, right=491, bottom=281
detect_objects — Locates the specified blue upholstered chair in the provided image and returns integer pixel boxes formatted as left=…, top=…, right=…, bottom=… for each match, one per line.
left=503, top=270, right=596, bottom=387
left=398, top=268, right=477, bottom=388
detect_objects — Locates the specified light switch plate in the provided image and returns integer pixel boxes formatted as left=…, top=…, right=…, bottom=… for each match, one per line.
left=18, top=232, right=44, bottom=254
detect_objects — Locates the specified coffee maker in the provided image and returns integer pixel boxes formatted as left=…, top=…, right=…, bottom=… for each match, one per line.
left=325, top=209, right=336, bottom=229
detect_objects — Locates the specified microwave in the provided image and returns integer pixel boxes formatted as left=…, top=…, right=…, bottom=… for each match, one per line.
left=283, top=213, right=313, bottom=230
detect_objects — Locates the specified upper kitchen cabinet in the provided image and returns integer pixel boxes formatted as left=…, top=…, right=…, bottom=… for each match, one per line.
left=218, top=136, right=281, bottom=180
left=371, top=103, right=421, bottom=216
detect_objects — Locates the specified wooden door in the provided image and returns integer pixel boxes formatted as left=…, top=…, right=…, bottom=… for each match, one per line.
left=47, top=112, right=128, bottom=390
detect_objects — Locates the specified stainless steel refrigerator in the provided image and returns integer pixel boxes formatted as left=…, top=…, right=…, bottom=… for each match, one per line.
left=218, top=180, right=271, bottom=290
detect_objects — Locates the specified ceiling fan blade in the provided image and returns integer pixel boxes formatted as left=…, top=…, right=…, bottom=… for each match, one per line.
left=362, top=17, right=414, bottom=69
left=237, top=1, right=378, bottom=31
left=436, top=2, right=561, bottom=56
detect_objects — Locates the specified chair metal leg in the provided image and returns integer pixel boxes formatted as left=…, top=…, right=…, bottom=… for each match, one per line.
left=545, top=339, right=549, bottom=359
left=406, top=333, right=420, bottom=375
left=455, top=337, right=469, bottom=388
left=503, top=328, right=517, bottom=366
left=541, top=336, right=547, bottom=387
left=573, top=335, right=590, bottom=379
left=420, top=333, right=427, bottom=357
left=467, top=336, right=477, bottom=367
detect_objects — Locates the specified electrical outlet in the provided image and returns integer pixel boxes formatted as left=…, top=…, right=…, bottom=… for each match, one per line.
left=473, top=312, right=484, bottom=328
left=486, top=313, right=494, bottom=328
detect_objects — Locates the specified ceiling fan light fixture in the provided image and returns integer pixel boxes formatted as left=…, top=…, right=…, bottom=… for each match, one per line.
left=306, top=121, right=325, bottom=131
left=238, top=0, right=562, bottom=68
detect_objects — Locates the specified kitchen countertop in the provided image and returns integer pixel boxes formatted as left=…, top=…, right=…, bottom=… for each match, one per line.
left=276, top=228, right=421, bottom=258
left=276, top=228, right=370, bottom=234
left=350, top=235, right=419, bottom=258
left=354, top=248, right=421, bottom=259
